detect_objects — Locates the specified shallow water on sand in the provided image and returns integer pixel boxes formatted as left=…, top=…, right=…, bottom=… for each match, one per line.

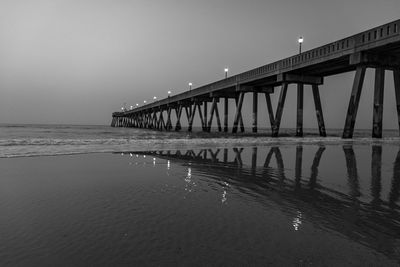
left=0, top=144, right=399, bottom=266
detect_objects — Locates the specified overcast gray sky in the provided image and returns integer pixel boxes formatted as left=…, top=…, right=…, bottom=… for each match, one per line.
left=1, top=0, right=400, bottom=129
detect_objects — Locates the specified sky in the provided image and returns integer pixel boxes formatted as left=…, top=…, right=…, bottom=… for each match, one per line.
left=0, top=0, right=400, bottom=129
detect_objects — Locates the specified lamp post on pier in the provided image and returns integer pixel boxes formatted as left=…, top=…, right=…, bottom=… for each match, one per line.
left=298, top=36, right=304, bottom=54
left=189, top=83, right=192, bottom=91
left=168, top=91, right=171, bottom=97
left=224, top=68, right=229, bottom=79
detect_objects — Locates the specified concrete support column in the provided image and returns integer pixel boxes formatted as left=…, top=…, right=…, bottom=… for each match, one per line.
left=272, top=83, right=288, bottom=137
left=252, top=92, right=258, bottom=133
left=312, top=85, right=327, bottom=137
left=393, top=69, right=400, bottom=135
left=203, top=102, right=208, bottom=131
left=296, top=83, right=304, bottom=137
left=343, top=66, right=366, bottom=138
left=224, top=97, right=229, bottom=132
left=372, top=68, right=385, bottom=138
left=232, top=93, right=245, bottom=133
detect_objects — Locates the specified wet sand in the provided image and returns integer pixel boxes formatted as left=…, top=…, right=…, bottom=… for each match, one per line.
left=0, top=144, right=399, bottom=266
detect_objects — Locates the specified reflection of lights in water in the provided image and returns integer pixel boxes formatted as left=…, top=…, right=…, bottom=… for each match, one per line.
left=121, top=153, right=124, bottom=156
left=222, top=190, right=227, bottom=203
left=185, top=168, right=192, bottom=181
left=221, top=182, right=229, bottom=204
left=292, top=211, right=302, bottom=231
left=143, top=155, right=146, bottom=158
left=153, top=157, right=156, bottom=166
left=129, top=153, right=133, bottom=157
left=184, top=167, right=195, bottom=193
left=136, top=154, right=139, bottom=158
left=167, top=160, right=171, bottom=170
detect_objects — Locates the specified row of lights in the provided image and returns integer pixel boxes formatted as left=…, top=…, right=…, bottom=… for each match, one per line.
left=122, top=68, right=230, bottom=111
left=123, top=37, right=304, bottom=111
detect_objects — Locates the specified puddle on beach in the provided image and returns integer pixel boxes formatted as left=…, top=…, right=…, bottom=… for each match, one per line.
left=0, top=144, right=399, bottom=266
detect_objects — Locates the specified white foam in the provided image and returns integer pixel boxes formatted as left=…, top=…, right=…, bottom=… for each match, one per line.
left=1, top=136, right=400, bottom=158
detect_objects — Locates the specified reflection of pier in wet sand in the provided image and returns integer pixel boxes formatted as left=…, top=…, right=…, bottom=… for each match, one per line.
left=120, top=145, right=400, bottom=260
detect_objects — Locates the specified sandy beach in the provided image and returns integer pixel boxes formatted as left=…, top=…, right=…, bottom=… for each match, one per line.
left=0, top=144, right=399, bottom=266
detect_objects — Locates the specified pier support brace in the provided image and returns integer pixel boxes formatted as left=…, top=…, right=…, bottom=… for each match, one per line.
left=394, top=69, right=400, bottom=135
left=188, top=104, right=197, bottom=132
left=159, top=111, right=166, bottom=130
left=232, top=92, right=245, bottom=133
left=252, top=92, right=258, bottom=133
left=265, top=93, right=275, bottom=130
left=224, top=97, right=229, bottom=132
left=272, top=83, right=288, bottom=137
left=203, top=102, right=208, bottom=131
left=343, top=66, right=366, bottom=138
left=175, top=106, right=183, bottom=131
left=207, top=99, right=216, bottom=132
left=312, top=85, right=327, bottom=137
left=166, top=107, right=173, bottom=131
left=372, top=68, right=385, bottom=138
left=209, top=97, right=222, bottom=132
left=235, top=95, right=245, bottom=132
left=296, top=83, right=304, bottom=137
left=185, top=105, right=191, bottom=127
left=198, top=103, right=205, bottom=131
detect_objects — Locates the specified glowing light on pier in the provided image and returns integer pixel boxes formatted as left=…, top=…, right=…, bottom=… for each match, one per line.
left=298, top=36, right=304, bottom=54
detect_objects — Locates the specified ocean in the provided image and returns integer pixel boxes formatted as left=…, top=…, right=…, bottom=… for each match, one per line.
left=1, top=124, right=400, bottom=265
left=1, top=124, right=400, bottom=158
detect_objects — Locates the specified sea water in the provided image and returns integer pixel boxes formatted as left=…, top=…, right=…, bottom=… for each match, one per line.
left=1, top=124, right=400, bottom=158
left=1, top=124, right=400, bottom=265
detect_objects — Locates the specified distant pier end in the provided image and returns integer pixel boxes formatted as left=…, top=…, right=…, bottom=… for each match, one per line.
left=112, top=19, right=400, bottom=138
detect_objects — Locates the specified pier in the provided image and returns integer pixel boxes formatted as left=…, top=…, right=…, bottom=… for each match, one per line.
left=112, top=19, right=400, bottom=138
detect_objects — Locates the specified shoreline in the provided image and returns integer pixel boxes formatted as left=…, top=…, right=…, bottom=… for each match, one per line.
left=2, top=135, right=400, bottom=158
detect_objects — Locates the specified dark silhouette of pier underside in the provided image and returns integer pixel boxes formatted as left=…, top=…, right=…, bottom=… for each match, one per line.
left=112, top=19, right=400, bottom=138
